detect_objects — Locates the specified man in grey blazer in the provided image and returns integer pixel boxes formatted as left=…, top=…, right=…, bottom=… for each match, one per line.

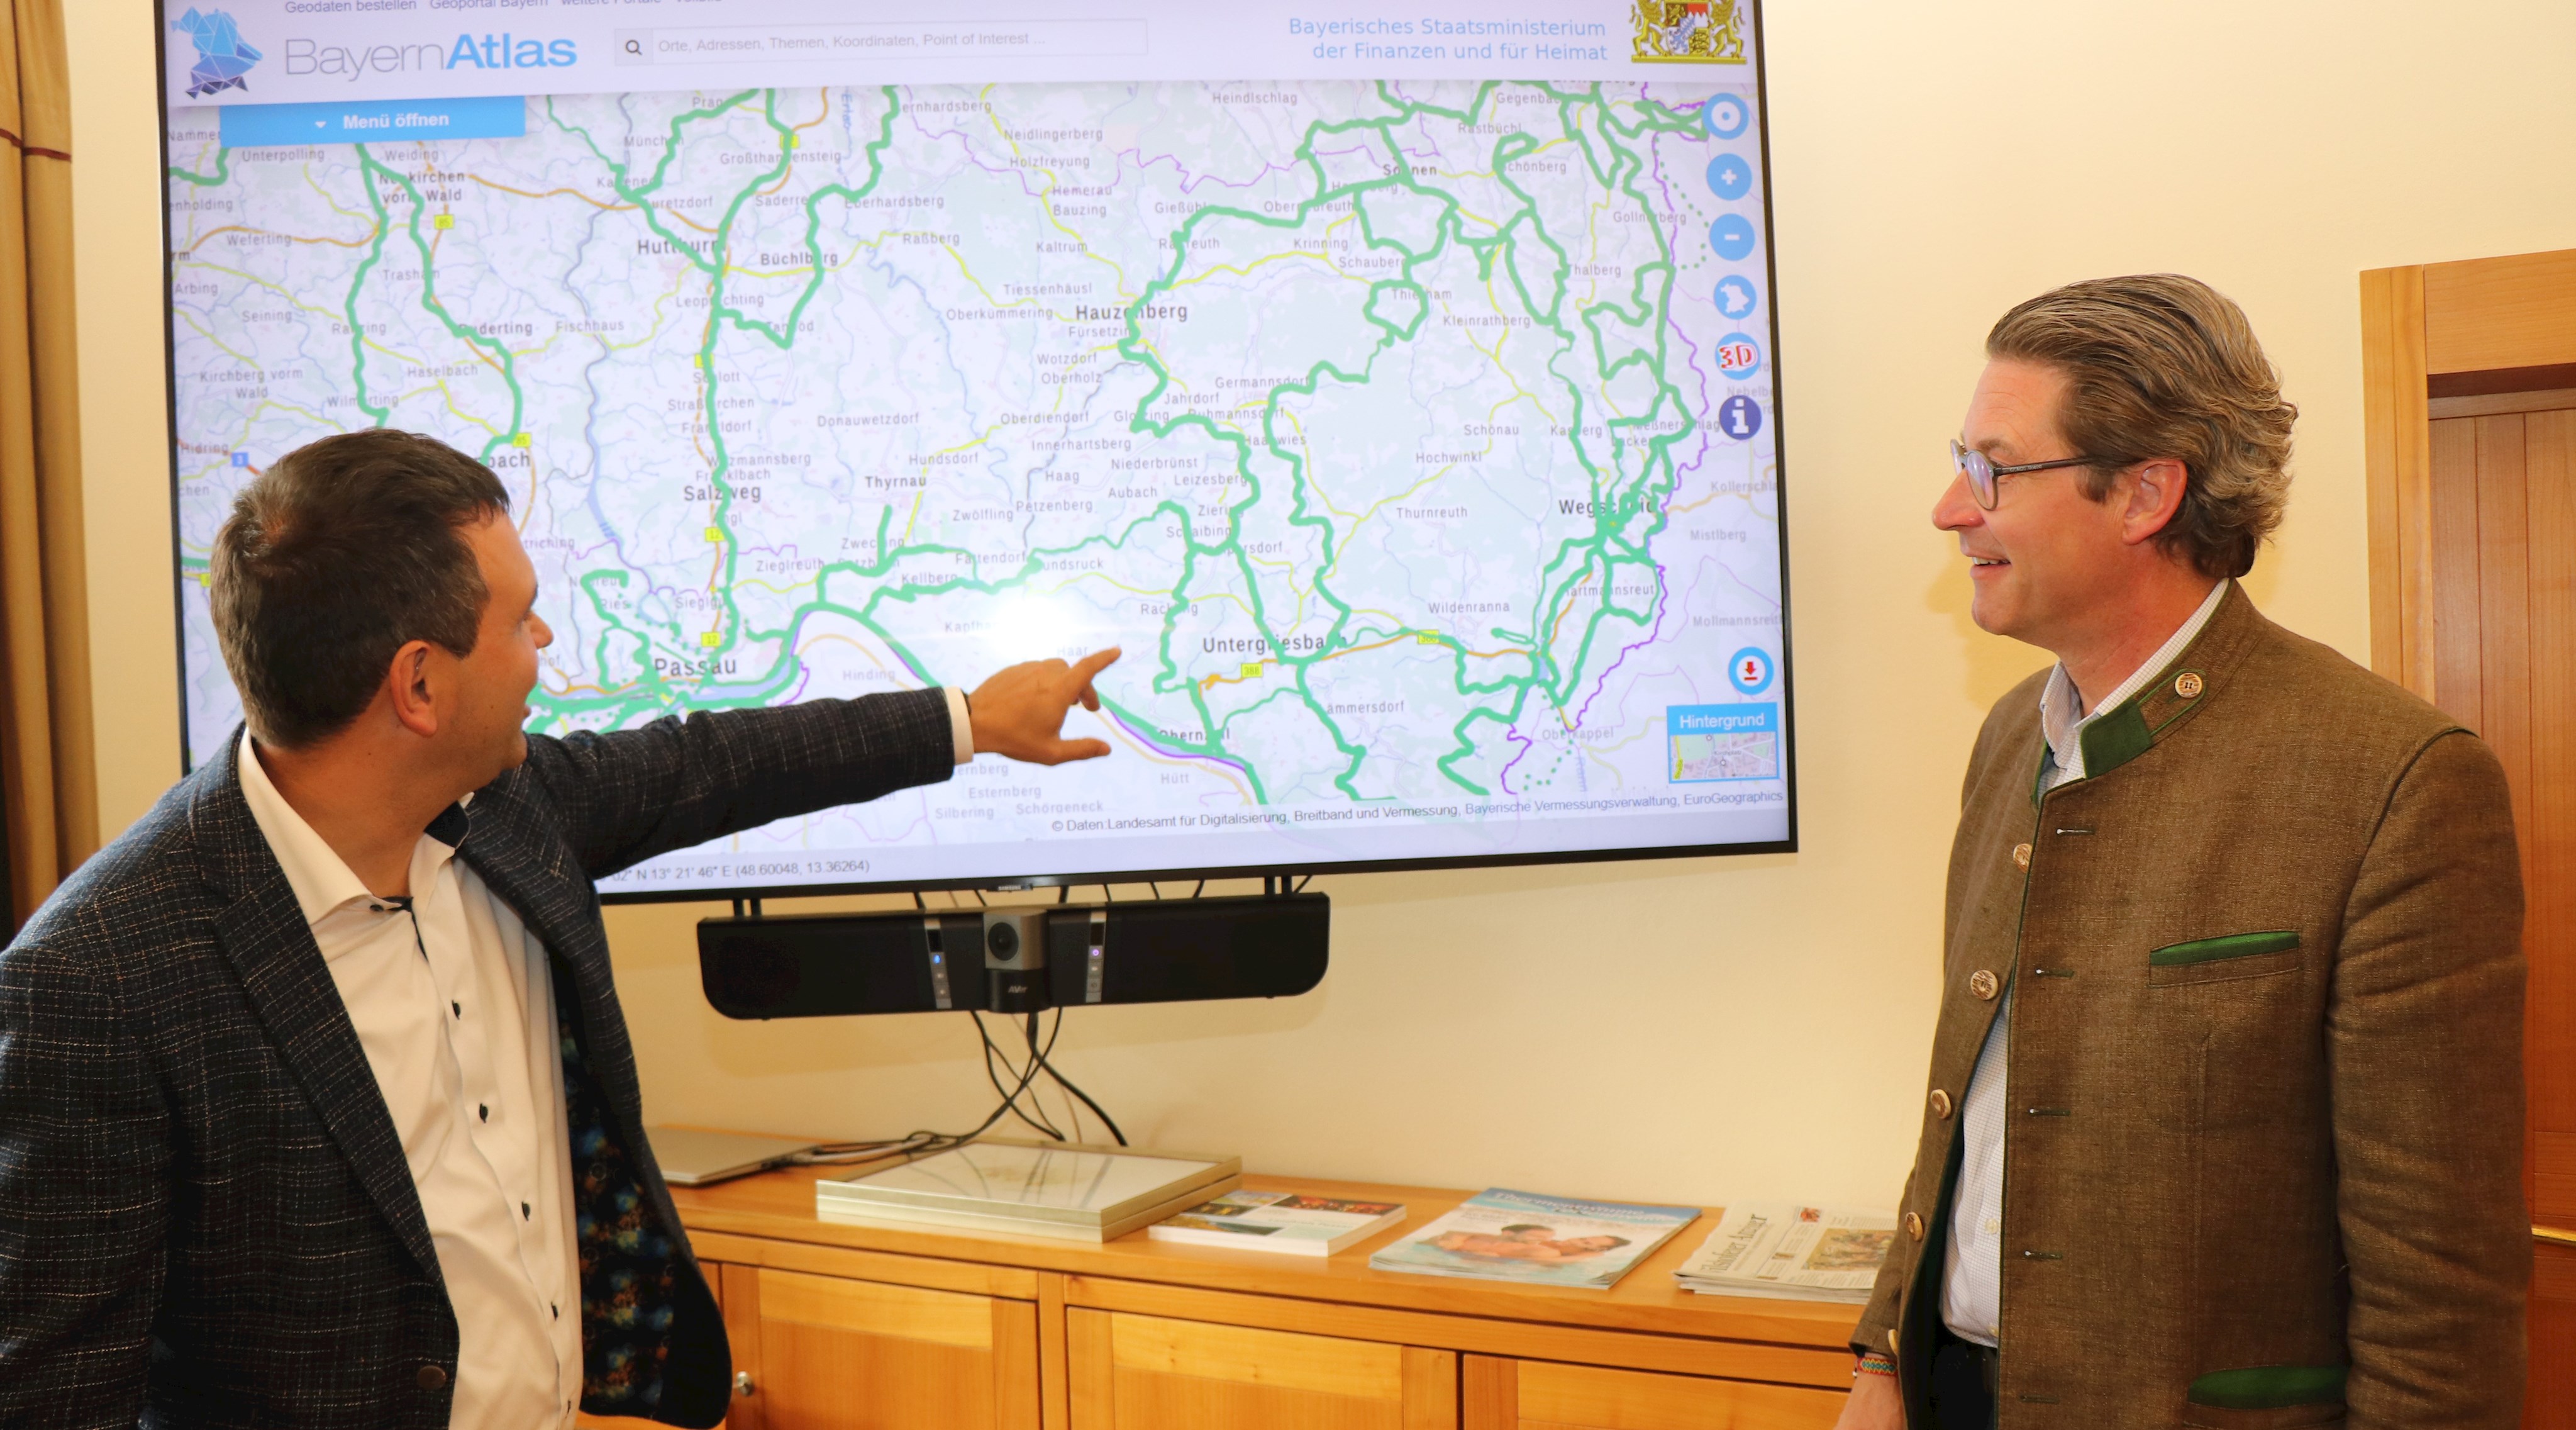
left=0, top=429, right=1118, bottom=1427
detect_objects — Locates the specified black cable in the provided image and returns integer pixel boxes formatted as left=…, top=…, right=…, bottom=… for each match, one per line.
left=972, top=1008, right=1064, bottom=1139
left=912, top=890, right=926, bottom=911
left=1024, top=1009, right=1084, bottom=1142
left=1027, top=1009, right=1078, bottom=1140
left=1101, top=883, right=1114, bottom=903
left=992, top=1014, right=1065, bottom=1140
left=1192, top=880, right=1204, bottom=898
left=796, top=1029, right=1056, bottom=1168
left=1148, top=881, right=1160, bottom=900
left=797, top=1007, right=1124, bottom=1171
left=1294, top=875, right=1310, bottom=894
left=1028, top=1020, right=1126, bottom=1147
left=1057, top=885, right=1069, bottom=904
left=1038, top=1054, right=1125, bottom=1146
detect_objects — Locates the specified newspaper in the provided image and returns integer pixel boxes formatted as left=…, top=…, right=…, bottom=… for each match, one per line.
left=1672, top=1203, right=1896, bottom=1303
left=1368, top=1188, right=1699, bottom=1290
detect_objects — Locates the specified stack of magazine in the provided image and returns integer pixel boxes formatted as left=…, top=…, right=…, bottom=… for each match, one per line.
left=1367, top=1188, right=1699, bottom=1290
left=816, top=1139, right=1240, bottom=1243
left=1671, top=1203, right=1896, bottom=1302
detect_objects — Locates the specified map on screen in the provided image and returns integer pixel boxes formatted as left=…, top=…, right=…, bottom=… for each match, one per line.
left=162, top=1, right=1789, bottom=893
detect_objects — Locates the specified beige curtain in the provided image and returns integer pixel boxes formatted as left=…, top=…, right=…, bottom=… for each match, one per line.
left=0, top=0, right=92, bottom=932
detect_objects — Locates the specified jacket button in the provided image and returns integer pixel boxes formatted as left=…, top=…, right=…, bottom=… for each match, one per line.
left=2012, top=842, right=2032, bottom=869
left=2175, top=671, right=2204, bottom=698
left=1904, top=1212, right=1924, bottom=1241
left=1968, top=969, right=1999, bottom=1000
left=416, top=1365, right=449, bottom=1391
left=1929, top=1088, right=1953, bottom=1119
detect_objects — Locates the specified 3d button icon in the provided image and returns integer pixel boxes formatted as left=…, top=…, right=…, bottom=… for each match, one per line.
left=1714, top=332, right=1763, bottom=381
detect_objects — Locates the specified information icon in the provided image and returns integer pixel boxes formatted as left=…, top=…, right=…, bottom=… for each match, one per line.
left=1717, top=395, right=1763, bottom=441
left=1708, top=214, right=1757, bottom=262
left=1702, top=92, right=1752, bottom=140
left=1714, top=275, right=1757, bottom=319
left=1704, top=153, right=1752, bottom=200
left=1714, top=332, right=1762, bottom=380
left=1728, top=647, right=1775, bottom=696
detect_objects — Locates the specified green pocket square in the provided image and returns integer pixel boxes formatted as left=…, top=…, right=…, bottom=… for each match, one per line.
left=2151, top=930, right=2301, bottom=968
left=2188, top=1364, right=2347, bottom=1409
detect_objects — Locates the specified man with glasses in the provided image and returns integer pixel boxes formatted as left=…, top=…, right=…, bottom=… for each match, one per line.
left=1835, top=275, right=2526, bottom=1429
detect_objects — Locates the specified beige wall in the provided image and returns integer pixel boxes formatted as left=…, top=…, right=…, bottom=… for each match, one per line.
left=60, top=2, right=2576, bottom=1207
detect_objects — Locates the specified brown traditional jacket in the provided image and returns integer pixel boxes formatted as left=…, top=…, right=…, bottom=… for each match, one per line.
left=1855, top=584, right=2528, bottom=1429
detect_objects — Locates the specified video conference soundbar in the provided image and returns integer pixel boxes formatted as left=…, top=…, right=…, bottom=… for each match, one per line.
left=699, top=893, right=1330, bottom=1018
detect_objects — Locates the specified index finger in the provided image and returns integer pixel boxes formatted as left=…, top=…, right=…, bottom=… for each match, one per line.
left=1065, top=646, right=1121, bottom=695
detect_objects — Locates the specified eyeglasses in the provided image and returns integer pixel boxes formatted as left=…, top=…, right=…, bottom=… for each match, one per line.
left=1950, top=438, right=2099, bottom=510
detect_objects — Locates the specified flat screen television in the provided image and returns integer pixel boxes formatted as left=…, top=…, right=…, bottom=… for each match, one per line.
left=158, top=0, right=1791, bottom=898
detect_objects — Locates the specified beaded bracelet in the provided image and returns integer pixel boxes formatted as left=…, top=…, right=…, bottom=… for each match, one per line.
left=1854, top=1351, right=1898, bottom=1379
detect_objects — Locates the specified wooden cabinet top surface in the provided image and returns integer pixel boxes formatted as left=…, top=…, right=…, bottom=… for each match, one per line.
left=667, top=1160, right=1864, bottom=1351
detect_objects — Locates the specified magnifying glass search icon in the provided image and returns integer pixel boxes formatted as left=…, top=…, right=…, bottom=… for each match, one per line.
left=625, top=37, right=642, bottom=55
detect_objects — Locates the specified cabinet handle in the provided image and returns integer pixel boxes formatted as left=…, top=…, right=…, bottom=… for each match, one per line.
left=735, top=1371, right=756, bottom=1398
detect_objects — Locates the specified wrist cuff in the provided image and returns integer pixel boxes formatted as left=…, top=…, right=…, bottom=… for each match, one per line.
left=943, top=686, right=974, bottom=765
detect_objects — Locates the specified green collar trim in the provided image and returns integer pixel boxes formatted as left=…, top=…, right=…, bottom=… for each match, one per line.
left=2078, top=661, right=2211, bottom=780
left=2078, top=700, right=2153, bottom=776
left=2046, top=582, right=2241, bottom=788
left=2188, top=1365, right=2348, bottom=1410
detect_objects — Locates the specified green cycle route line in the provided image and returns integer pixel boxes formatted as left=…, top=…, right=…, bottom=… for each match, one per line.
left=1109, top=79, right=1701, bottom=798
left=176, top=82, right=1701, bottom=803
left=644, top=80, right=1692, bottom=806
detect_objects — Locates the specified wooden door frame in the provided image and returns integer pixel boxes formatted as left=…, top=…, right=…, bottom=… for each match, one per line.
left=2362, top=247, right=2576, bottom=695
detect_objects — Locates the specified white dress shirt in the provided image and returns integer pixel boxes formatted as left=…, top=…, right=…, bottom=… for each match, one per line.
left=233, top=695, right=973, bottom=1422
left=239, top=732, right=583, bottom=1427
left=1941, top=579, right=2226, bottom=1348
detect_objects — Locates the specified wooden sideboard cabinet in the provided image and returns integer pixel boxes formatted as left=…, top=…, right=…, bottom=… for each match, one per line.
left=584, top=1163, right=1860, bottom=1430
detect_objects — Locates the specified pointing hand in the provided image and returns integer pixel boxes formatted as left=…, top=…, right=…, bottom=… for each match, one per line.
left=967, top=647, right=1121, bottom=766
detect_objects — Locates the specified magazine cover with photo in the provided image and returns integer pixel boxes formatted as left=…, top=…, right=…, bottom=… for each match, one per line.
left=1369, top=1188, right=1699, bottom=1290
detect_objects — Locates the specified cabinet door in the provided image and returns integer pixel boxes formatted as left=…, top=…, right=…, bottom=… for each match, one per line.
left=1463, top=1355, right=1843, bottom=1430
left=726, top=1263, right=1040, bottom=1430
left=1068, top=1307, right=1457, bottom=1430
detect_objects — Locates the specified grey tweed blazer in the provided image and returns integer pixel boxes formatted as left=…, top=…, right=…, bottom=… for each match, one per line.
left=0, top=690, right=956, bottom=1428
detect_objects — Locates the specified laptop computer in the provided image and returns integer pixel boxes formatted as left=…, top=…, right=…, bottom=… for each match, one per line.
left=646, top=1126, right=816, bottom=1187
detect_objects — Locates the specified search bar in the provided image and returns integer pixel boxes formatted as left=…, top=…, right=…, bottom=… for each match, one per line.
left=613, top=20, right=1147, bottom=65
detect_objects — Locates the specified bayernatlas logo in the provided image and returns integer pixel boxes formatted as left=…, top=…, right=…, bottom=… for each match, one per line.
left=282, top=33, right=580, bottom=79
left=172, top=8, right=262, bottom=98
